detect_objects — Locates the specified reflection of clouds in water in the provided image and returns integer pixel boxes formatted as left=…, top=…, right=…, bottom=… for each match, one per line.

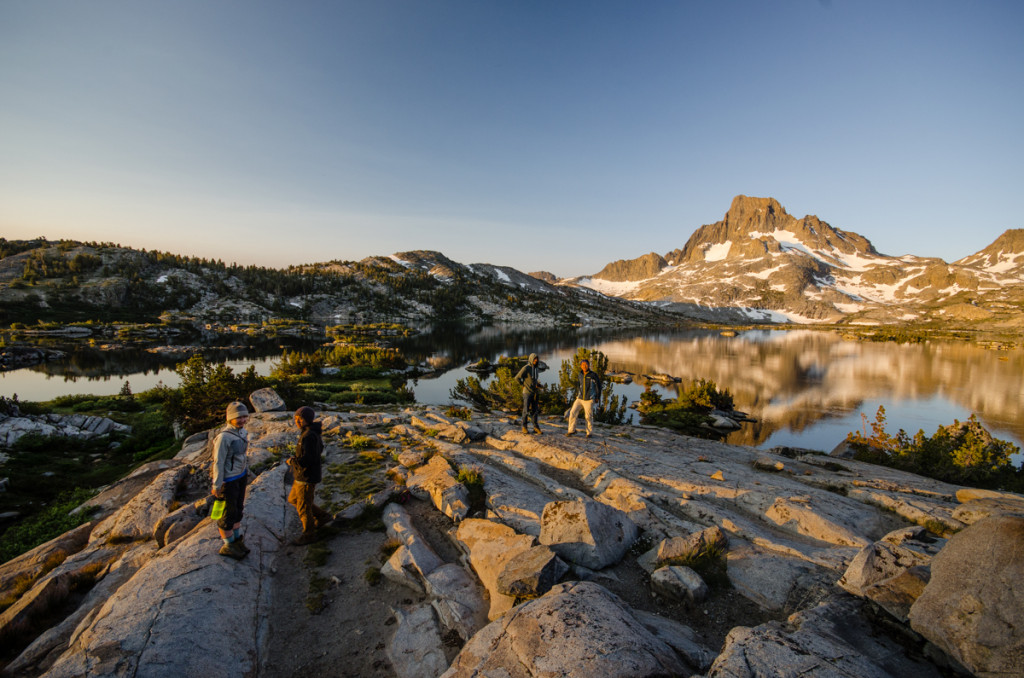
left=592, top=331, right=1024, bottom=450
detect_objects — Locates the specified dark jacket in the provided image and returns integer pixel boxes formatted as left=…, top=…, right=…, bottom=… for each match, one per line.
left=292, top=421, right=324, bottom=484
left=576, top=370, right=602, bottom=402
left=515, top=363, right=542, bottom=394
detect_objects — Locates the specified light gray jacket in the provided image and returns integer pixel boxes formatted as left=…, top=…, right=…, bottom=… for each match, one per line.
left=212, top=424, right=249, bottom=488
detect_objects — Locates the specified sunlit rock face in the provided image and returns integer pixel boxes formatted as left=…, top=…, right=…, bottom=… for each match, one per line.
left=573, top=196, right=1024, bottom=326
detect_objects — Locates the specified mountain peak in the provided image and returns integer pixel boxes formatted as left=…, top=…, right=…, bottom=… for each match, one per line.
left=668, top=196, right=877, bottom=266
left=724, top=195, right=789, bottom=231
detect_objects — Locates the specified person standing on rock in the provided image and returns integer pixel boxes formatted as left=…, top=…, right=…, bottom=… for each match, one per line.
left=212, top=401, right=251, bottom=560
left=287, top=406, right=332, bottom=545
left=566, top=358, right=602, bottom=438
left=515, top=353, right=544, bottom=435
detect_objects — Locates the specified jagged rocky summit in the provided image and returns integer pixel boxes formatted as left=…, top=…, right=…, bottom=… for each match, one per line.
left=571, top=195, right=1024, bottom=327
left=1, top=390, right=1022, bottom=677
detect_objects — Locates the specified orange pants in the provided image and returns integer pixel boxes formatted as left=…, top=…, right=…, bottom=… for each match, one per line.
left=287, top=481, right=331, bottom=533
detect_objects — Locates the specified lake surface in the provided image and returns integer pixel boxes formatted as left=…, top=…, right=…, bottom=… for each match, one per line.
left=2, top=328, right=1022, bottom=459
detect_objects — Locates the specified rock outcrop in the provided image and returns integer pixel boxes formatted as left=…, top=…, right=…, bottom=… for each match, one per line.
left=440, top=581, right=709, bottom=678
left=908, top=515, right=1024, bottom=677
left=3, top=397, right=1022, bottom=677
left=0, top=413, right=131, bottom=448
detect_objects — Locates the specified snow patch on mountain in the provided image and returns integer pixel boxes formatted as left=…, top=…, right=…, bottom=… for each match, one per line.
left=704, top=241, right=732, bottom=261
left=577, top=277, right=647, bottom=296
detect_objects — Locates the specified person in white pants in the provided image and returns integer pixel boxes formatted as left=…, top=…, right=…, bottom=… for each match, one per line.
left=566, top=359, right=602, bottom=438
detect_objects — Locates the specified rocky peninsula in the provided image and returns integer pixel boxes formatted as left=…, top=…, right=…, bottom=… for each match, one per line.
left=0, top=391, right=1021, bottom=677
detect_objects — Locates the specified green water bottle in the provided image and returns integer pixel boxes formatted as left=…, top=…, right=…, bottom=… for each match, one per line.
left=211, top=498, right=226, bottom=521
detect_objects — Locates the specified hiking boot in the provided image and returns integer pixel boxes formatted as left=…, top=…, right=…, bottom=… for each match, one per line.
left=236, top=534, right=251, bottom=554
left=521, top=426, right=528, bottom=434
left=533, top=427, right=542, bottom=435
left=565, top=430, right=575, bottom=437
left=218, top=541, right=247, bottom=560
left=586, top=432, right=592, bottom=438
left=292, top=532, right=318, bottom=546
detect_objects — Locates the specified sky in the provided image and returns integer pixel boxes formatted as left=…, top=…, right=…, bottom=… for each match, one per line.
left=1, top=1, right=1022, bottom=278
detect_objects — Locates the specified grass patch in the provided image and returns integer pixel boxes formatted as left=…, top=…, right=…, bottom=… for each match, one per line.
left=363, top=566, right=382, bottom=586
left=922, top=518, right=959, bottom=538
left=458, top=466, right=487, bottom=514
left=380, top=538, right=402, bottom=560
left=305, top=572, right=330, bottom=613
left=319, top=456, right=388, bottom=515
left=303, top=540, right=332, bottom=569
left=347, top=435, right=375, bottom=451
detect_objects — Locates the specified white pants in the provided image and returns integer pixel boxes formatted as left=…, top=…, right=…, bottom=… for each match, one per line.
left=567, top=398, right=594, bottom=434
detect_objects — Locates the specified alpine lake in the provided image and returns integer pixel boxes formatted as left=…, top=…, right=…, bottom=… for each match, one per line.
left=2, top=325, right=1022, bottom=460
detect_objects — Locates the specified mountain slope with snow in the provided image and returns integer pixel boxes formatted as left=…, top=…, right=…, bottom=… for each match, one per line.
left=569, top=196, right=1024, bottom=327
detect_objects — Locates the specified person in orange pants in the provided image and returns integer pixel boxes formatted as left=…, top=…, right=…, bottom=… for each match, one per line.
left=287, top=406, right=332, bottom=545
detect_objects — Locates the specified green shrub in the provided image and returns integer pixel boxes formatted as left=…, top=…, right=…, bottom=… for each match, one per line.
left=156, top=355, right=269, bottom=434
left=846, top=406, right=1023, bottom=491
left=635, top=378, right=735, bottom=438
left=0, top=488, right=96, bottom=563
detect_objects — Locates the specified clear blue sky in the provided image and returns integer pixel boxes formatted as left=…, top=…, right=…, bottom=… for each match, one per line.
left=2, top=1, right=1022, bottom=277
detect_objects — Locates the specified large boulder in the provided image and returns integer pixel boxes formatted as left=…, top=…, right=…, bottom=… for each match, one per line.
left=455, top=519, right=536, bottom=620
left=440, top=581, right=698, bottom=678
left=411, top=415, right=468, bottom=444
left=908, top=515, right=1024, bottom=676
left=539, top=499, right=638, bottom=569
left=425, top=564, right=489, bottom=642
left=637, top=526, right=728, bottom=574
left=651, top=565, right=708, bottom=604
left=248, top=387, right=286, bottom=412
left=496, top=545, right=569, bottom=600
left=406, top=455, right=470, bottom=522
left=387, top=605, right=450, bottom=678
left=705, top=596, right=942, bottom=678
left=839, top=526, right=944, bottom=623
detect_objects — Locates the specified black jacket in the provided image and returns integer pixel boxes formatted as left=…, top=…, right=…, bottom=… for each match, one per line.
left=515, top=363, right=542, bottom=394
left=292, top=421, right=324, bottom=484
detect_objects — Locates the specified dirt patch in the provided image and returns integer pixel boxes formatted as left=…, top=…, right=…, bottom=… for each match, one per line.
left=596, top=554, right=782, bottom=652
left=263, top=518, right=419, bottom=678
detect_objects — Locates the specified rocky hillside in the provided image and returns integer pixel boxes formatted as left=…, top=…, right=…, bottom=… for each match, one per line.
left=0, top=239, right=675, bottom=329
left=955, top=228, right=1024, bottom=278
left=1, top=397, right=1021, bottom=677
left=571, top=196, right=1024, bottom=328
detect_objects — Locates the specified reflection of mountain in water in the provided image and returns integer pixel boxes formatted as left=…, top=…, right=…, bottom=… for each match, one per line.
left=595, top=330, right=1024, bottom=448
left=23, top=338, right=324, bottom=381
